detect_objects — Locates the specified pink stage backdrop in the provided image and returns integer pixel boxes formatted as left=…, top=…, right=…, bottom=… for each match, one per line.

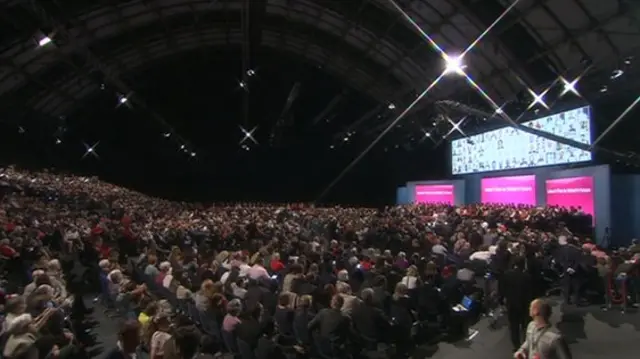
left=414, top=184, right=455, bottom=204
left=546, top=176, right=595, bottom=223
left=481, top=175, right=536, bottom=205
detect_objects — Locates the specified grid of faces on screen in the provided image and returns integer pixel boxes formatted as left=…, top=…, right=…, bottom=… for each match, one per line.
left=452, top=106, right=592, bottom=175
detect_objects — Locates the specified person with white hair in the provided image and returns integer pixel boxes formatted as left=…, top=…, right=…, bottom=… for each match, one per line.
left=23, top=270, right=45, bottom=297
left=335, top=282, right=359, bottom=316
left=2, top=296, right=27, bottom=333
left=2, top=313, right=38, bottom=359
left=156, top=262, right=171, bottom=285
left=46, top=259, right=67, bottom=298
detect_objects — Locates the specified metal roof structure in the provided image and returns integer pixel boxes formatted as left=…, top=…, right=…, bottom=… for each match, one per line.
left=0, top=0, right=639, bottom=151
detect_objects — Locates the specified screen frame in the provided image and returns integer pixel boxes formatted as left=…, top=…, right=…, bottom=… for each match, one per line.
left=480, top=174, right=537, bottom=205
left=450, top=104, right=593, bottom=176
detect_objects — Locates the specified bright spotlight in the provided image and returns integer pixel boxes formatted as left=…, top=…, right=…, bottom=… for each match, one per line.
left=560, top=77, right=580, bottom=97
left=38, top=36, right=52, bottom=47
left=443, top=54, right=466, bottom=75
left=119, top=97, right=128, bottom=104
left=527, top=88, right=549, bottom=110
left=190, top=152, right=196, bottom=157
left=388, top=103, right=396, bottom=110
left=247, top=69, right=255, bottom=76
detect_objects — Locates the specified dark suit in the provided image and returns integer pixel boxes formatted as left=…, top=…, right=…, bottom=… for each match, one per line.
left=351, top=302, right=390, bottom=341
left=559, top=245, right=584, bottom=304
left=503, top=268, right=532, bottom=349
left=308, top=307, right=350, bottom=356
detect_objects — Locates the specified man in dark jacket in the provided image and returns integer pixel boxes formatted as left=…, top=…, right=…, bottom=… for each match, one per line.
left=503, top=256, right=533, bottom=351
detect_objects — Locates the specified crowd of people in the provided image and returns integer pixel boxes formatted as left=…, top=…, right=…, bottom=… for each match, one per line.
left=0, top=165, right=638, bottom=359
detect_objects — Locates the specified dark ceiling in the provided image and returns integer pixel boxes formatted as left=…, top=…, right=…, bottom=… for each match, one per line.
left=0, top=0, right=639, bottom=204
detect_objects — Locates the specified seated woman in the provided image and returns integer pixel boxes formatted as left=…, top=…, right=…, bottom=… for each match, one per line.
left=2, top=296, right=27, bottom=333
left=222, top=299, right=243, bottom=333
left=149, top=314, right=172, bottom=359
left=3, top=313, right=39, bottom=359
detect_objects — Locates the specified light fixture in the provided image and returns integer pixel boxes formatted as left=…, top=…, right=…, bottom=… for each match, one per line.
left=526, top=88, right=549, bottom=110
left=239, top=81, right=247, bottom=88
left=388, top=103, right=396, bottom=110
left=82, top=141, right=100, bottom=160
left=119, top=97, right=128, bottom=104
left=180, top=145, right=186, bottom=150
left=560, top=77, right=580, bottom=97
left=38, top=36, right=52, bottom=47
left=55, top=138, right=62, bottom=144
left=610, top=69, right=624, bottom=80
left=100, top=84, right=106, bottom=90
left=246, top=69, right=255, bottom=76
left=190, top=152, right=196, bottom=157
left=443, top=54, right=466, bottom=75
left=600, top=86, right=608, bottom=93
left=239, top=125, right=258, bottom=145
left=163, top=132, right=171, bottom=138
left=624, top=57, right=632, bottom=65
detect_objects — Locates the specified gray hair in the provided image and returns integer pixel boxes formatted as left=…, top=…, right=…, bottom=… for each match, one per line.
left=337, top=270, right=349, bottom=282
left=360, top=288, right=374, bottom=304
left=226, top=299, right=243, bottom=316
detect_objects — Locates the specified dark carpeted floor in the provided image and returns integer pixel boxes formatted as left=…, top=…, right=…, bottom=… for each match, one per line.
left=419, top=299, right=640, bottom=359
left=89, top=297, right=640, bottom=359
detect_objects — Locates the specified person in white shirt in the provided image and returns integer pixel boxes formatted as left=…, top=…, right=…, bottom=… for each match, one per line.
left=470, top=245, right=493, bottom=263
left=400, top=265, right=420, bottom=289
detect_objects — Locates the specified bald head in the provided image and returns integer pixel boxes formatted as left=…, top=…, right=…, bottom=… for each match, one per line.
left=530, top=298, right=552, bottom=321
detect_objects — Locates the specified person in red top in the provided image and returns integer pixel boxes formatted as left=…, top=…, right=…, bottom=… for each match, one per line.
left=270, top=253, right=285, bottom=273
left=0, top=240, right=17, bottom=258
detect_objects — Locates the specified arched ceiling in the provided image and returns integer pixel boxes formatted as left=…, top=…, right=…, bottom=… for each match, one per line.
left=0, top=0, right=638, bottom=141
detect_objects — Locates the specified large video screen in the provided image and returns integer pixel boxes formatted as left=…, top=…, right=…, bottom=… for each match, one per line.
left=546, top=176, right=594, bottom=223
left=481, top=175, right=536, bottom=205
left=414, top=184, right=454, bottom=204
left=452, top=106, right=592, bottom=175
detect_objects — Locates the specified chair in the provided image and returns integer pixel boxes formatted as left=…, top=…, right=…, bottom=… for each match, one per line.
left=236, top=338, right=255, bottom=359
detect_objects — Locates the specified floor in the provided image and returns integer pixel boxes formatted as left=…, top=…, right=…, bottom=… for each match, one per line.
left=420, top=299, right=640, bottom=359
left=89, top=297, right=640, bottom=359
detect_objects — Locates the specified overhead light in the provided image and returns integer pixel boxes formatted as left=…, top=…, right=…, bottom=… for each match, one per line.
left=190, top=152, right=196, bottom=157
left=100, top=83, right=106, bottom=90
left=239, top=81, right=247, bottom=88
left=119, top=97, right=128, bottom=104
left=246, top=69, right=255, bottom=76
left=526, top=88, right=549, bottom=110
left=610, top=69, right=624, bottom=80
left=163, top=132, right=171, bottom=138
left=560, top=77, right=580, bottom=97
left=329, top=145, right=335, bottom=149
left=624, top=57, right=632, bottom=65
left=600, top=86, right=608, bottom=93
left=388, top=103, right=396, bottom=110
left=443, top=54, right=466, bottom=75
left=38, top=36, right=52, bottom=47
left=180, top=145, right=186, bottom=150
left=55, top=138, right=62, bottom=144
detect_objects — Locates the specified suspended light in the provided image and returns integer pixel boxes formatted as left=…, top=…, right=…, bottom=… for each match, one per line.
left=38, top=36, right=52, bottom=47
left=443, top=54, right=466, bottom=75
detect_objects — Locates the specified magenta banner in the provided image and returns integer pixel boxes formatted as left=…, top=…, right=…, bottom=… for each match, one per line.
left=414, top=184, right=455, bottom=204
left=481, top=175, right=536, bottom=205
left=546, top=176, right=595, bottom=223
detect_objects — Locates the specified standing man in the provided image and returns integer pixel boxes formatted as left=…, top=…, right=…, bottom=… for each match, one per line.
left=514, top=299, right=572, bottom=359
left=503, top=256, right=533, bottom=351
